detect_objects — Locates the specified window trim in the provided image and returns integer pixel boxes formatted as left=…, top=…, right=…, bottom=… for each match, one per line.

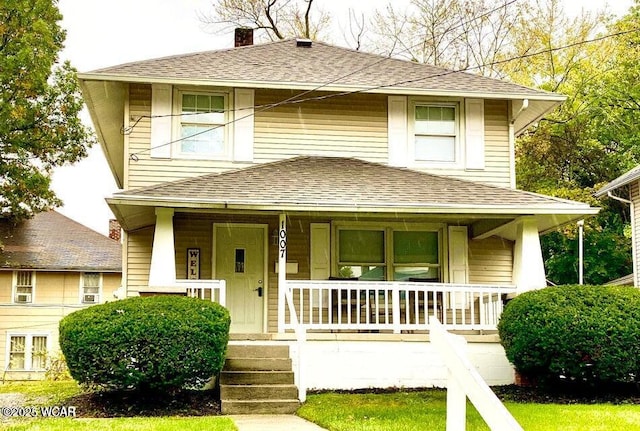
left=80, top=272, right=103, bottom=304
left=6, top=332, right=50, bottom=371
left=12, top=271, right=35, bottom=304
left=172, top=87, right=233, bottom=160
left=408, top=98, right=463, bottom=169
left=332, top=222, right=446, bottom=282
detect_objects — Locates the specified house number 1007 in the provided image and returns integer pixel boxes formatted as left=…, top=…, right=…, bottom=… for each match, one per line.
left=279, top=221, right=287, bottom=258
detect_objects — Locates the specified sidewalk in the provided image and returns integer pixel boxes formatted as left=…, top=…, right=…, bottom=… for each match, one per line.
left=230, top=415, right=328, bottom=431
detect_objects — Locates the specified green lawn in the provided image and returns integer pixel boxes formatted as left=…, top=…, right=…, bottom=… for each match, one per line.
left=297, top=390, right=640, bottom=431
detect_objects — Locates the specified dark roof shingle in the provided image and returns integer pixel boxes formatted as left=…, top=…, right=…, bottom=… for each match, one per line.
left=0, top=211, right=121, bottom=271
left=116, top=156, right=590, bottom=211
left=86, top=40, right=554, bottom=99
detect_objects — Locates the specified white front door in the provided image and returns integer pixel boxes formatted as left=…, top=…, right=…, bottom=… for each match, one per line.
left=215, top=225, right=266, bottom=333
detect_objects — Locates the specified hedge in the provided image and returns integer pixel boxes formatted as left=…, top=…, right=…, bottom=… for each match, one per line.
left=498, top=285, right=640, bottom=386
left=59, top=295, right=230, bottom=392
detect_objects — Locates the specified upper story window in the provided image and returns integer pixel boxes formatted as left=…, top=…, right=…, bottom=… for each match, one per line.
left=413, top=103, right=459, bottom=164
left=174, top=90, right=228, bottom=158
left=81, top=272, right=101, bottom=304
left=14, top=271, right=34, bottom=304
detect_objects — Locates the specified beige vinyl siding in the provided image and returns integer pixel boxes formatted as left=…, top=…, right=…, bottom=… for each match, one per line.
left=631, top=180, right=640, bottom=286
left=128, top=213, right=516, bottom=332
left=126, top=85, right=388, bottom=189
left=127, top=84, right=252, bottom=189
left=126, top=227, right=153, bottom=295
left=253, top=90, right=388, bottom=163
left=414, top=99, right=511, bottom=188
left=468, top=236, right=514, bottom=285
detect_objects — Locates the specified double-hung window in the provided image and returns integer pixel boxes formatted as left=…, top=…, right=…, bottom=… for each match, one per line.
left=393, top=231, right=440, bottom=281
left=81, top=272, right=101, bottom=304
left=337, top=229, right=386, bottom=281
left=336, top=226, right=442, bottom=282
left=14, top=271, right=34, bottom=303
left=176, top=91, right=227, bottom=157
left=8, top=334, right=48, bottom=371
left=413, top=104, right=458, bottom=163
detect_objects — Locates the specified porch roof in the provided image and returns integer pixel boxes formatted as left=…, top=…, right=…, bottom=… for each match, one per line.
left=108, top=156, right=597, bottom=236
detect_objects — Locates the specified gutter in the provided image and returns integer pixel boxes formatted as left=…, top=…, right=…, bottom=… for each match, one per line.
left=77, top=74, right=566, bottom=103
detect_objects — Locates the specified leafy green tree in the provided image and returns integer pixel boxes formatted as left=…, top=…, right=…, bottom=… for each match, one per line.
left=503, top=0, right=634, bottom=283
left=0, top=0, right=94, bottom=220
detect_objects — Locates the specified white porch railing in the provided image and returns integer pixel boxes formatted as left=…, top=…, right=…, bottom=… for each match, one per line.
left=430, top=317, right=523, bottom=431
left=281, top=280, right=515, bottom=333
left=173, top=279, right=226, bottom=306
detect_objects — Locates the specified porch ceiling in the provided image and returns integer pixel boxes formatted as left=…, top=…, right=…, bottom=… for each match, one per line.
left=108, top=156, right=598, bottom=234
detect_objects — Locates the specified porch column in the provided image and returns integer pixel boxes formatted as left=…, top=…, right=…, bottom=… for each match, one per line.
left=512, top=216, right=546, bottom=292
left=148, top=208, right=176, bottom=288
left=278, top=213, right=287, bottom=333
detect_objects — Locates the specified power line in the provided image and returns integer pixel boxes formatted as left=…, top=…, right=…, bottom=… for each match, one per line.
left=123, top=0, right=520, bottom=137
left=127, top=0, right=521, bottom=159
left=128, top=25, right=639, bottom=161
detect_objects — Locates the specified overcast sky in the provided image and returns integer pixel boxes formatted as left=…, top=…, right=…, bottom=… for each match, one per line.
left=52, top=0, right=634, bottom=235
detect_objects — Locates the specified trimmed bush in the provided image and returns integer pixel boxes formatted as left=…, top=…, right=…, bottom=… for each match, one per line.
left=59, top=295, right=230, bottom=392
left=498, top=285, right=640, bottom=386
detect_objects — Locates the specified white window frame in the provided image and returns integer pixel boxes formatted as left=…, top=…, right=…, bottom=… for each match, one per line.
left=332, top=222, right=446, bottom=282
left=80, top=272, right=102, bottom=304
left=172, top=87, right=232, bottom=160
left=12, top=271, right=35, bottom=304
left=6, top=333, right=50, bottom=371
left=408, top=98, right=462, bottom=169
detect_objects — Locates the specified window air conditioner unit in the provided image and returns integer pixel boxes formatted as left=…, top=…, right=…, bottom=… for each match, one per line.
left=83, top=294, right=98, bottom=303
left=16, top=293, right=32, bottom=303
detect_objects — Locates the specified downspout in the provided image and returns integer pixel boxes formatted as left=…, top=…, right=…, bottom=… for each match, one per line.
left=607, top=190, right=632, bottom=205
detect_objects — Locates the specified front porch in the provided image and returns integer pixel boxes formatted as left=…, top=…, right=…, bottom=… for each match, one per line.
left=177, top=278, right=514, bottom=333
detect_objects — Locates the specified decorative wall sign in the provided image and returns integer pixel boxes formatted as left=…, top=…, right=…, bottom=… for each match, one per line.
left=187, top=248, right=200, bottom=279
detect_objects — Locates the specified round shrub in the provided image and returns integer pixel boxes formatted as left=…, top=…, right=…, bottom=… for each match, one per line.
left=498, top=285, right=640, bottom=386
left=59, top=295, right=230, bottom=392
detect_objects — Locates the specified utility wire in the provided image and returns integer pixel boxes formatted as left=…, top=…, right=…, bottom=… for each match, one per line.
left=128, top=23, right=639, bottom=161
left=128, top=0, right=520, bottom=159
left=123, top=0, right=519, bottom=137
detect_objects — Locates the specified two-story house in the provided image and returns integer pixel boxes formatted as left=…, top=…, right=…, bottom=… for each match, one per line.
left=78, top=34, right=597, bottom=394
left=0, top=211, right=121, bottom=379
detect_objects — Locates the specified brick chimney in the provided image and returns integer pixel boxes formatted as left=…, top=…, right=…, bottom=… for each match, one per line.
left=108, top=219, right=121, bottom=242
left=234, top=28, right=254, bottom=47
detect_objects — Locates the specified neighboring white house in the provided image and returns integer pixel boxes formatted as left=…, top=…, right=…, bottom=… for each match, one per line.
left=78, top=32, right=597, bottom=391
left=596, top=165, right=640, bottom=287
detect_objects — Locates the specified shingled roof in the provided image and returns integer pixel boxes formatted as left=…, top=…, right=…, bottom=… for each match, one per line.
left=83, top=39, right=556, bottom=99
left=112, top=156, right=592, bottom=213
left=595, top=165, right=640, bottom=197
left=0, top=211, right=121, bottom=272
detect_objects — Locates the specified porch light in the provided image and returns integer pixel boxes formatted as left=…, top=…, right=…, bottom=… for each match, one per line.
left=271, top=228, right=279, bottom=245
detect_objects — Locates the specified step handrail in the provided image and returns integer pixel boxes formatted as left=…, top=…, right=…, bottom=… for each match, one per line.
left=429, top=316, right=522, bottom=431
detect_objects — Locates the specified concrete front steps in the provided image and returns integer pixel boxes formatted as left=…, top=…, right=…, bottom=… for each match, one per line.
left=220, top=343, right=300, bottom=414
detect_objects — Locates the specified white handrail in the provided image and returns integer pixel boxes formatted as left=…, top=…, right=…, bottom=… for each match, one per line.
left=283, top=280, right=514, bottom=332
left=173, top=279, right=226, bottom=306
left=429, top=317, right=522, bottom=431
left=284, top=284, right=307, bottom=402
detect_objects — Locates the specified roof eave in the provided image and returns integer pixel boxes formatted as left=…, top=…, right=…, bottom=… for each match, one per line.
left=77, top=73, right=566, bottom=102
left=106, top=195, right=598, bottom=216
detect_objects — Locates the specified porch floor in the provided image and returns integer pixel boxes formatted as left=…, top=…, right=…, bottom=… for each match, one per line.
left=228, top=331, right=500, bottom=343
